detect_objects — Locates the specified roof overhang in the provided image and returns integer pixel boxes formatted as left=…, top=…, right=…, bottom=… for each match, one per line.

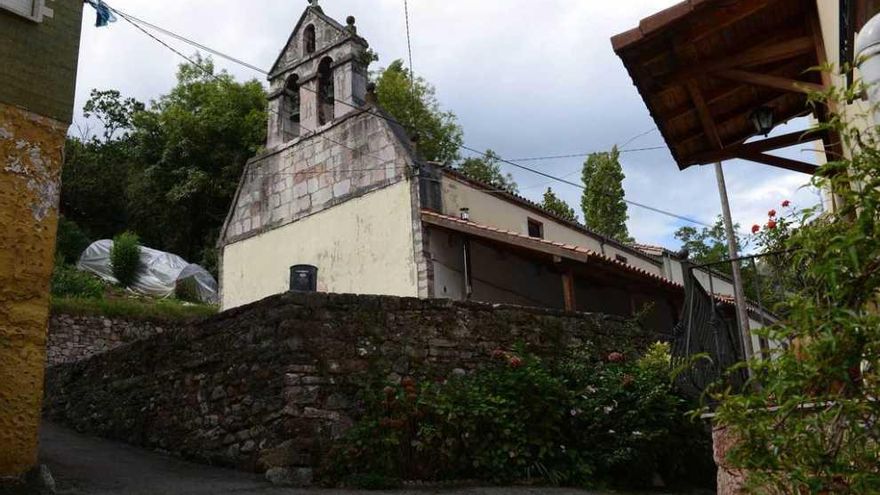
left=612, top=0, right=840, bottom=174
left=421, top=209, right=682, bottom=295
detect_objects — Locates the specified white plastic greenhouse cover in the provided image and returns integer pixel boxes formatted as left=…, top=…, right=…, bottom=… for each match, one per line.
left=76, top=240, right=219, bottom=304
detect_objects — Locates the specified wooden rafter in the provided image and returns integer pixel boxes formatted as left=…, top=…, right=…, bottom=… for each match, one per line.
left=685, top=80, right=723, bottom=149
left=677, top=92, right=803, bottom=151
left=687, top=130, right=825, bottom=164
left=660, top=57, right=813, bottom=123
left=738, top=152, right=817, bottom=174
left=713, top=69, right=825, bottom=95
left=678, top=0, right=777, bottom=43
left=662, top=37, right=815, bottom=87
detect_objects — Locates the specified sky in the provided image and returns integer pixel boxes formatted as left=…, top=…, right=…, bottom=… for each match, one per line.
left=72, top=0, right=825, bottom=249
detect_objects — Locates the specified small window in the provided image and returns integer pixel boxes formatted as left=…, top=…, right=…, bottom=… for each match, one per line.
left=304, top=24, right=316, bottom=54
left=1, top=0, right=46, bottom=22
left=615, top=254, right=629, bottom=264
left=527, top=219, right=543, bottom=238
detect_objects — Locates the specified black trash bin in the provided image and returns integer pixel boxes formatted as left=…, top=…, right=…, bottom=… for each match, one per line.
left=289, top=264, right=318, bottom=292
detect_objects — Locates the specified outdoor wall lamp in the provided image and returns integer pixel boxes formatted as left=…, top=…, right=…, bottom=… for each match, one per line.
left=749, top=106, right=775, bottom=136
left=459, top=208, right=470, bottom=221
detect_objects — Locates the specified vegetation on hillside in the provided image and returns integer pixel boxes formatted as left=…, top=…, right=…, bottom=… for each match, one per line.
left=324, top=343, right=713, bottom=490
left=62, top=56, right=266, bottom=274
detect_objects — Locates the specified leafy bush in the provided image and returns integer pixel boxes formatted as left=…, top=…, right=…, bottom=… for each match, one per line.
left=55, top=217, right=91, bottom=265
left=711, top=75, right=880, bottom=493
left=174, top=276, right=201, bottom=303
left=323, top=343, right=712, bottom=489
left=51, top=264, right=105, bottom=299
left=110, top=231, right=142, bottom=288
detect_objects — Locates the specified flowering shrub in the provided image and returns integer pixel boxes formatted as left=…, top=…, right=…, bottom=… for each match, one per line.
left=323, top=343, right=713, bottom=489
left=711, top=75, right=880, bottom=493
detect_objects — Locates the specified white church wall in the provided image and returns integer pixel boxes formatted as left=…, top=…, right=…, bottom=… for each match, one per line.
left=221, top=181, right=419, bottom=309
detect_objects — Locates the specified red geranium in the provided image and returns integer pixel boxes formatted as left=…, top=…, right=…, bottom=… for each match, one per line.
left=752, top=224, right=761, bottom=234
left=768, top=209, right=777, bottom=217
left=767, top=220, right=777, bottom=229
left=508, top=356, right=523, bottom=368
left=782, top=200, right=791, bottom=208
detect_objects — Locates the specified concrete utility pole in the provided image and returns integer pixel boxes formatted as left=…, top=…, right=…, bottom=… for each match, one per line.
left=714, top=161, right=755, bottom=364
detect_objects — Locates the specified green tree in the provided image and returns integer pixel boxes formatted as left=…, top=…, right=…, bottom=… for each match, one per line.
left=580, top=146, right=631, bottom=242
left=457, top=149, right=518, bottom=193
left=125, top=55, right=266, bottom=271
left=673, top=216, right=740, bottom=266
left=60, top=55, right=266, bottom=274
left=541, top=187, right=577, bottom=222
left=374, top=59, right=463, bottom=163
left=61, top=89, right=142, bottom=240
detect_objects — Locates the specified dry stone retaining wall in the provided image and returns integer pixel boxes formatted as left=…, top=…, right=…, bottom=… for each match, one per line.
left=44, top=292, right=664, bottom=485
left=47, top=313, right=175, bottom=366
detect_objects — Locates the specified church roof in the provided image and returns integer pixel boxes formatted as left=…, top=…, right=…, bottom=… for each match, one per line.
left=269, top=4, right=367, bottom=76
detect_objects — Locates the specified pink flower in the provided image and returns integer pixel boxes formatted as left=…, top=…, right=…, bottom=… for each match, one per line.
left=782, top=200, right=791, bottom=208
left=508, top=356, right=523, bottom=368
left=751, top=224, right=761, bottom=234
left=607, top=352, right=625, bottom=363
left=768, top=209, right=777, bottom=217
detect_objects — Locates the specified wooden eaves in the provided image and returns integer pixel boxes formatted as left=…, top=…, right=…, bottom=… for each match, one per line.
left=611, top=0, right=841, bottom=175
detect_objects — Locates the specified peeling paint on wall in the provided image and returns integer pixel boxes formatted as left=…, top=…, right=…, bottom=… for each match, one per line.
left=0, top=102, right=67, bottom=477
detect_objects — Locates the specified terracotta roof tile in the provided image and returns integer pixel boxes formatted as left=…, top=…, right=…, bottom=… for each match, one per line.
left=420, top=209, right=682, bottom=291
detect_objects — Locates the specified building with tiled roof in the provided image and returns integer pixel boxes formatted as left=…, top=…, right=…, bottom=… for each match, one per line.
left=218, top=2, right=775, bottom=339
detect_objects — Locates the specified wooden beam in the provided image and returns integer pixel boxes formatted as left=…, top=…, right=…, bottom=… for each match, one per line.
left=686, top=79, right=723, bottom=149
left=562, top=270, right=576, bottom=312
left=737, top=152, right=818, bottom=174
left=688, top=130, right=825, bottom=164
left=677, top=92, right=803, bottom=153
left=679, top=0, right=777, bottom=43
left=713, top=69, right=825, bottom=94
left=808, top=1, right=845, bottom=162
left=662, top=37, right=815, bottom=87
left=659, top=56, right=811, bottom=123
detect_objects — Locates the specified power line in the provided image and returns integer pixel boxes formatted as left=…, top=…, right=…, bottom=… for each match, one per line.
left=460, top=144, right=714, bottom=229
left=403, top=0, right=416, bottom=124
left=619, top=127, right=658, bottom=149
left=110, top=8, right=268, bottom=75
left=507, top=146, right=667, bottom=162
left=97, top=2, right=720, bottom=230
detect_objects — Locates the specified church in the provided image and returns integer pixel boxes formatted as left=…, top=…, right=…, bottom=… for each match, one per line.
left=217, top=2, right=771, bottom=340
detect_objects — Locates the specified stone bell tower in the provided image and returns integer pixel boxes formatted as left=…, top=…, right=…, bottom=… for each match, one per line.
left=266, top=0, right=370, bottom=149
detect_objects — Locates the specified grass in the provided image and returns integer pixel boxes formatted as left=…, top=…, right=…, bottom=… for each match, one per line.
left=51, top=295, right=218, bottom=323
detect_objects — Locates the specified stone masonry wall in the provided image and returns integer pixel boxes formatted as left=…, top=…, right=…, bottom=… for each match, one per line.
left=46, top=313, right=175, bottom=367
left=221, top=108, right=415, bottom=246
left=44, top=292, right=663, bottom=485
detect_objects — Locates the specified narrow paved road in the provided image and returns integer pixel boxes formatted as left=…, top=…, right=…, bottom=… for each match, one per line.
left=39, top=422, right=613, bottom=495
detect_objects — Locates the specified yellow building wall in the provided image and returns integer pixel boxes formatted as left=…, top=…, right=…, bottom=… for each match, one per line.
left=221, top=181, right=419, bottom=309
left=438, top=175, right=664, bottom=276
left=0, top=103, right=66, bottom=476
